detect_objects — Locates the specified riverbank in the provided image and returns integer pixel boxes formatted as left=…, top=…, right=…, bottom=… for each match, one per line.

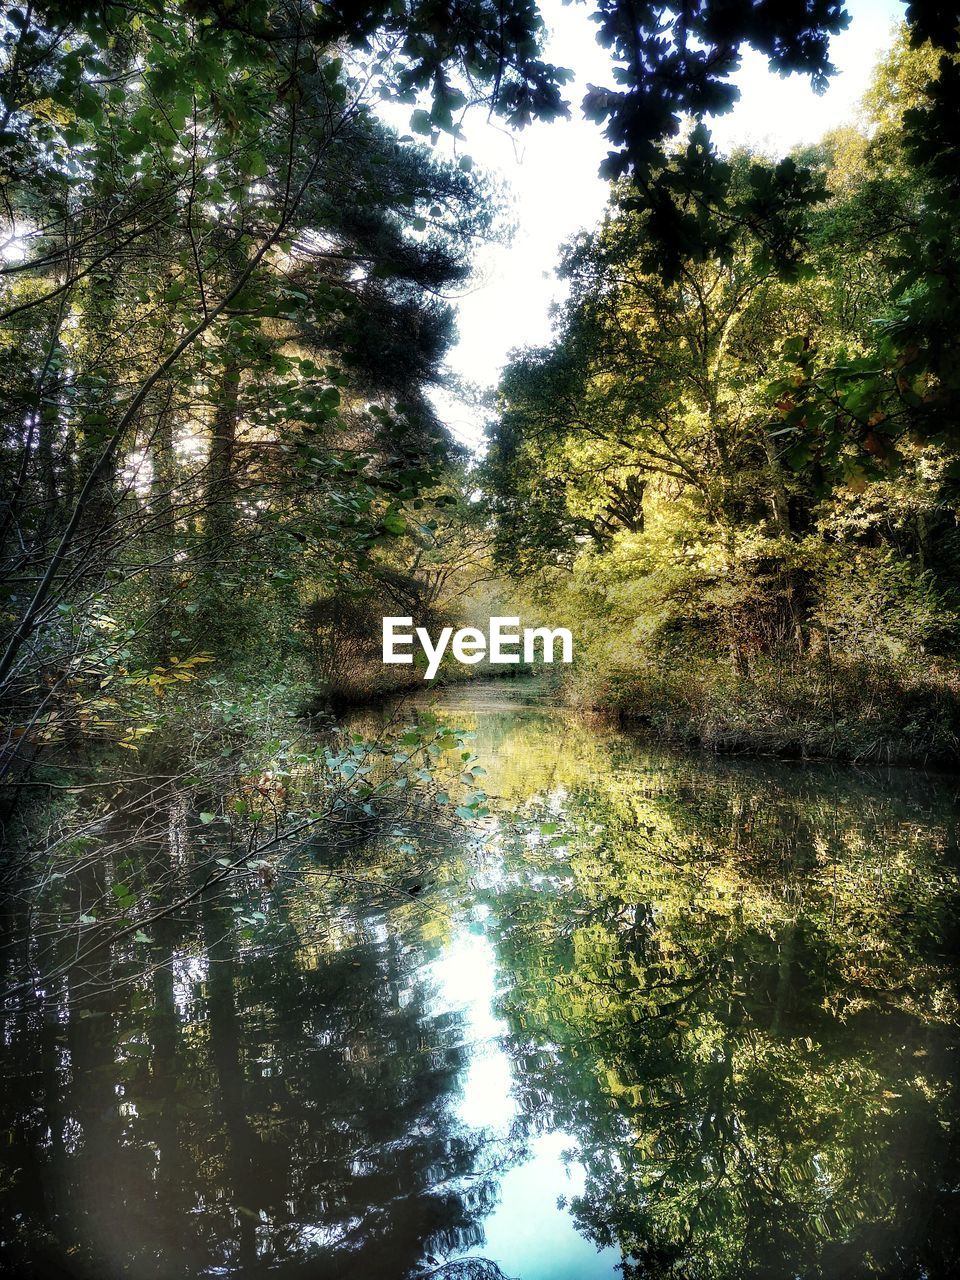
left=311, top=654, right=549, bottom=713
left=569, top=651, right=960, bottom=767
left=219, top=650, right=960, bottom=771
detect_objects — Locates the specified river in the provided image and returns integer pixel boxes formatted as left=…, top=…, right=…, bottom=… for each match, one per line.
left=2, top=679, right=960, bottom=1278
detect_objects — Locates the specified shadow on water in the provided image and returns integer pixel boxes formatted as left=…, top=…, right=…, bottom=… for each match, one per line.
left=3, top=679, right=960, bottom=1279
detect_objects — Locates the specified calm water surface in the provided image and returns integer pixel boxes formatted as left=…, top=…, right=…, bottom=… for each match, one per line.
left=3, top=680, right=960, bottom=1279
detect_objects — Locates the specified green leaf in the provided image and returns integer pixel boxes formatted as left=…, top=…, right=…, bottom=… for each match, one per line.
left=381, top=510, right=406, bottom=536
left=74, top=82, right=102, bottom=122
left=112, top=883, right=136, bottom=909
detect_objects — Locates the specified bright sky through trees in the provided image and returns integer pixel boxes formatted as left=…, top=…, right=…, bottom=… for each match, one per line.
left=399, top=0, right=906, bottom=448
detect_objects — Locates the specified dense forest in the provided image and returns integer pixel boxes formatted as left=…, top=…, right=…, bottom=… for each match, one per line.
left=3, top=3, right=960, bottom=1278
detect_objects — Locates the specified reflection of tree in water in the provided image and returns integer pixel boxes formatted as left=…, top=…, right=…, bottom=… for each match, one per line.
left=428, top=1261, right=514, bottom=1279
left=490, top=776, right=960, bottom=1280
left=5, top=697, right=960, bottom=1280
left=0, top=852, right=499, bottom=1278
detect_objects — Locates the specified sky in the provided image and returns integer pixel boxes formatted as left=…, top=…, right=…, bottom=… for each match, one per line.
left=383, top=0, right=907, bottom=450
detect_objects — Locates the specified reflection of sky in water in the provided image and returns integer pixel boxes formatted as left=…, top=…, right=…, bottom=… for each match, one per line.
left=430, top=923, right=517, bottom=1132
left=429, top=911, right=619, bottom=1277
left=171, top=950, right=208, bottom=1018
left=475, top=1131, right=618, bottom=1280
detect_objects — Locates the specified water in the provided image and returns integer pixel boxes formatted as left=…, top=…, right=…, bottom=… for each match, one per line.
left=3, top=680, right=960, bottom=1279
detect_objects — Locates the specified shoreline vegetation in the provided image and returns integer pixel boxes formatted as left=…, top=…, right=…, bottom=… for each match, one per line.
left=305, top=644, right=960, bottom=769
left=329, top=657, right=960, bottom=768
left=584, top=656, right=960, bottom=767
